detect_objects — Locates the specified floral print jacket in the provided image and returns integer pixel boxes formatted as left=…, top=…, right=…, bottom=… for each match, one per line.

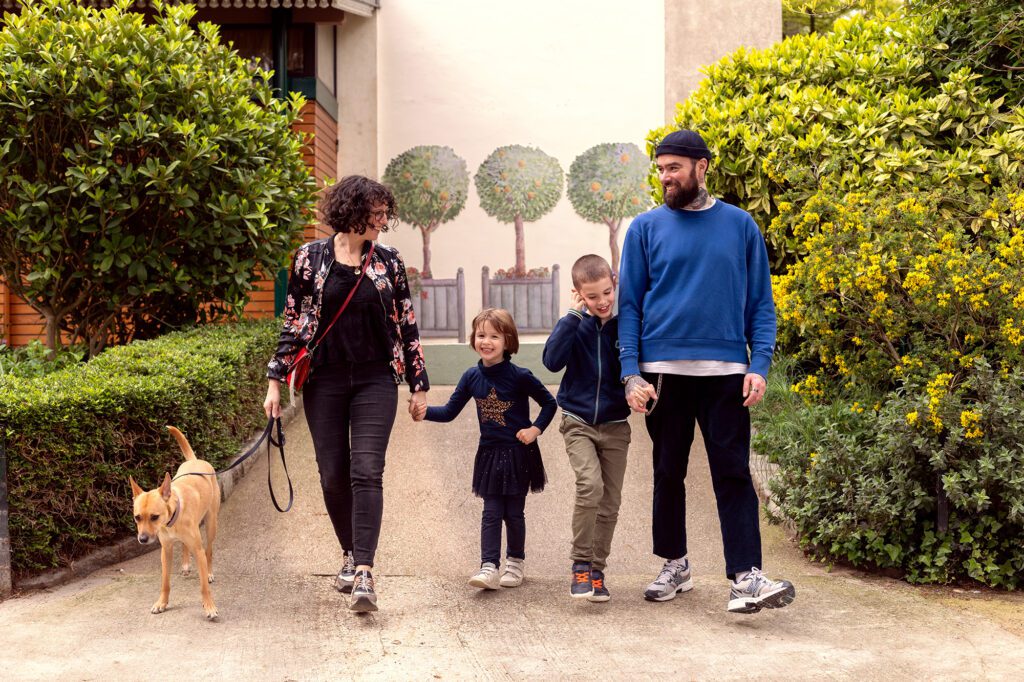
left=267, top=236, right=430, bottom=393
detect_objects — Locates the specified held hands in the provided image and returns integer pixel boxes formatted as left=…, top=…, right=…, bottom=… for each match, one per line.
left=625, top=375, right=658, bottom=414
left=516, top=425, right=541, bottom=445
left=264, top=380, right=282, bottom=419
left=742, top=373, right=767, bottom=407
left=408, top=391, right=427, bottom=421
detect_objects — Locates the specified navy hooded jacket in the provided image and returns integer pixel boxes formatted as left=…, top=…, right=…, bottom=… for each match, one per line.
left=542, top=310, right=630, bottom=425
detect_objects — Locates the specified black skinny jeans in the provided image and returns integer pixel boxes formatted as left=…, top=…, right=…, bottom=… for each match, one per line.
left=480, top=494, right=526, bottom=566
left=303, top=360, right=397, bottom=567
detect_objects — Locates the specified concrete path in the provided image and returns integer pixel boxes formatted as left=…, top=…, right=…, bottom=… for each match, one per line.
left=1, top=386, right=1022, bottom=680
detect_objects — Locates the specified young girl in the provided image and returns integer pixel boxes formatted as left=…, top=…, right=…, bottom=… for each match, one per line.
left=414, top=308, right=556, bottom=589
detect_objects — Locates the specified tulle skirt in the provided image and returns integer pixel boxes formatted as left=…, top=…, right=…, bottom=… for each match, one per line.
left=471, top=442, right=546, bottom=497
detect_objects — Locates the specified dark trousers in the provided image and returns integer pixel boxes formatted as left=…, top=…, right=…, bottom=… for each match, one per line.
left=304, top=360, right=397, bottom=567
left=644, top=372, right=761, bottom=577
left=481, top=494, right=526, bottom=566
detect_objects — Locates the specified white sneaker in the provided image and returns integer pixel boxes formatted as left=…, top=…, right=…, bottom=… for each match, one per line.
left=499, top=558, right=525, bottom=587
left=469, top=562, right=501, bottom=590
left=727, top=567, right=796, bottom=614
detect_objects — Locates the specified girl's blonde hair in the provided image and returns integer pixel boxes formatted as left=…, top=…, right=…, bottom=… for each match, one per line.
left=470, top=308, right=519, bottom=358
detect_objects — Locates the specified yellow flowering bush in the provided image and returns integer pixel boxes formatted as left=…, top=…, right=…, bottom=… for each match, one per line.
left=775, top=186, right=1024, bottom=391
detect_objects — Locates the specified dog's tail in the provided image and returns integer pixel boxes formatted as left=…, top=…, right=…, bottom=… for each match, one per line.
left=166, top=426, right=197, bottom=461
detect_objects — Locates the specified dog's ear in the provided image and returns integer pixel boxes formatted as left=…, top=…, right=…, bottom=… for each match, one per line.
left=129, top=476, right=144, bottom=498
left=159, top=472, right=172, bottom=500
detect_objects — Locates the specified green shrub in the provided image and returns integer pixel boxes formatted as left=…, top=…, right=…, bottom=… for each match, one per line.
left=0, top=319, right=282, bottom=577
left=754, top=359, right=1024, bottom=588
left=0, top=340, right=85, bottom=378
left=0, top=0, right=317, bottom=356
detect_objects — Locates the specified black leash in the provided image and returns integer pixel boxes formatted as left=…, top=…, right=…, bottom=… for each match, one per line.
left=172, top=417, right=293, bottom=513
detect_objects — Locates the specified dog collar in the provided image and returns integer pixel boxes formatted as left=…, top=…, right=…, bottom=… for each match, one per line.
left=166, top=492, right=183, bottom=528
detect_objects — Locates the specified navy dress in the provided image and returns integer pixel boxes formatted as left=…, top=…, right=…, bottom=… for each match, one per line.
left=425, top=359, right=557, bottom=496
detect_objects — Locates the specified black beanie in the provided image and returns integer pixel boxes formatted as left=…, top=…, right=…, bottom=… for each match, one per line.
left=655, top=130, right=712, bottom=160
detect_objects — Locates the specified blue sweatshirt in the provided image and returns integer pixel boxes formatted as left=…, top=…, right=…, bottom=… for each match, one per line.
left=425, top=359, right=557, bottom=448
left=542, top=311, right=630, bottom=425
left=617, top=201, right=776, bottom=379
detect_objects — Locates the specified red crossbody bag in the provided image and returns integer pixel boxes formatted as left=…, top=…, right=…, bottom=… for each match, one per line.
left=286, top=242, right=376, bottom=392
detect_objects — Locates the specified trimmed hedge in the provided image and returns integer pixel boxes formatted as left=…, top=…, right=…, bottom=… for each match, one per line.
left=0, top=319, right=282, bottom=578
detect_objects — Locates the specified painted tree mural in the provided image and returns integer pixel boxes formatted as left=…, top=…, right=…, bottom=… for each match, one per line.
left=383, top=145, right=469, bottom=278
left=567, top=142, right=651, bottom=276
left=475, top=145, right=563, bottom=276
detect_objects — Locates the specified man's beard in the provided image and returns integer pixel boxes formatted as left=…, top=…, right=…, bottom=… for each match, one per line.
left=663, top=168, right=700, bottom=210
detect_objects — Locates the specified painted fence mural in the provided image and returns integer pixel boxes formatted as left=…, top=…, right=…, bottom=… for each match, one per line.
left=385, top=142, right=651, bottom=340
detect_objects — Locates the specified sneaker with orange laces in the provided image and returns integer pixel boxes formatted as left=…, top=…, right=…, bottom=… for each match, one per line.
left=588, top=569, right=610, bottom=602
left=570, top=561, right=593, bottom=598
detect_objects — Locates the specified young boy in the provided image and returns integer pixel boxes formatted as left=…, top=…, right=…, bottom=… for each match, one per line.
left=542, top=254, right=631, bottom=602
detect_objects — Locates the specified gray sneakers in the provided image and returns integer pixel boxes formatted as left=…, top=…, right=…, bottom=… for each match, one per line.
left=727, top=567, right=796, bottom=614
left=643, top=557, right=694, bottom=602
left=334, top=550, right=356, bottom=594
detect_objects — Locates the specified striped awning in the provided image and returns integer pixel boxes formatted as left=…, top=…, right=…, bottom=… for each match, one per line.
left=1, top=1, right=378, bottom=15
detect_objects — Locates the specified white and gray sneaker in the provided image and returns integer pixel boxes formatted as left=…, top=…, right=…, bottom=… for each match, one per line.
left=499, top=558, right=525, bottom=587
left=727, top=567, right=796, bottom=614
left=469, top=562, right=501, bottom=590
left=334, top=550, right=356, bottom=594
left=643, top=557, right=694, bottom=602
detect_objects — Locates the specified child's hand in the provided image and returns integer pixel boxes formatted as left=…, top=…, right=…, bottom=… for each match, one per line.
left=569, top=289, right=587, bottom=313
left=516, top=425, right=541, bottom=444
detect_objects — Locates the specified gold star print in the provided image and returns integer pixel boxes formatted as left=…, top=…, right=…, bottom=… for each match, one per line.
left=478, top=387, right=513, bottom=427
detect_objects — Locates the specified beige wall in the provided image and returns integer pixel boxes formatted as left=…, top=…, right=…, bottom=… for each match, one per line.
left=338, top=13, right=378, bottom=179
left=348, top=0, right=781, bottom=337
left=376, top=0, right=664, bottom=330
left=664, top=0, right=781, bottom=122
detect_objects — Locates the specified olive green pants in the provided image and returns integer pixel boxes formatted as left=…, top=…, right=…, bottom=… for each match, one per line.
left=560, top=416, right=631, bottom=571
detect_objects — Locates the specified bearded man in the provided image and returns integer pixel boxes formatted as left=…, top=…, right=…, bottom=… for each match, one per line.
left=617, top=129, right=796, bottom=614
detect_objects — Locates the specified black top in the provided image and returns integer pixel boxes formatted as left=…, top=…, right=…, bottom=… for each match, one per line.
left=424, top=359, right=557, bottom=448
left=313, top=261, right=390, bottom=366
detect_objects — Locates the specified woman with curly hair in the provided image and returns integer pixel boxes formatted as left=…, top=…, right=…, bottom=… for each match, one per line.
left=264, top=175, right=429, bottom=612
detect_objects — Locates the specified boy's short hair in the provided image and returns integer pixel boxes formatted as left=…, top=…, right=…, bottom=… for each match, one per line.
left=571, top=254, right=614, bottom=289
left=471, top=308, right=520, bottom=358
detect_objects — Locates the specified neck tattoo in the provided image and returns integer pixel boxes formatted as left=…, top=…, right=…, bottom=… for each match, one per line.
left=684, top=187, right=712, bottom=211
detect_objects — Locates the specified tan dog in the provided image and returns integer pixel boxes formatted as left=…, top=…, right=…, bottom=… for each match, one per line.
left=129, top=426, right=221, bottom=620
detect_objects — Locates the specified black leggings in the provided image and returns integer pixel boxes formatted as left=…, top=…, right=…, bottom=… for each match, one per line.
left=304, top=360, right=397, bottom=567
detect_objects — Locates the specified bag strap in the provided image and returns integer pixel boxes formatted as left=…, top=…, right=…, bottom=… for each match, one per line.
left=308, top=240, right=376, bottom=353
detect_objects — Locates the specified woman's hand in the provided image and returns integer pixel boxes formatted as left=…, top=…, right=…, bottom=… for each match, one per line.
left=264, top=380, right=282, bottom=418
left=408, top=390, right=427, bottom=421
left=516, top=425, right=541, bottom=445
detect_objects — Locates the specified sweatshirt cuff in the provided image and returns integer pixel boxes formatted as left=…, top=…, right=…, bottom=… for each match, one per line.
left=566, top=309, right=584, bottom=320
left=620, top=356, right=640, bottom=379
left=748, top=358, right=770, bottom=379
